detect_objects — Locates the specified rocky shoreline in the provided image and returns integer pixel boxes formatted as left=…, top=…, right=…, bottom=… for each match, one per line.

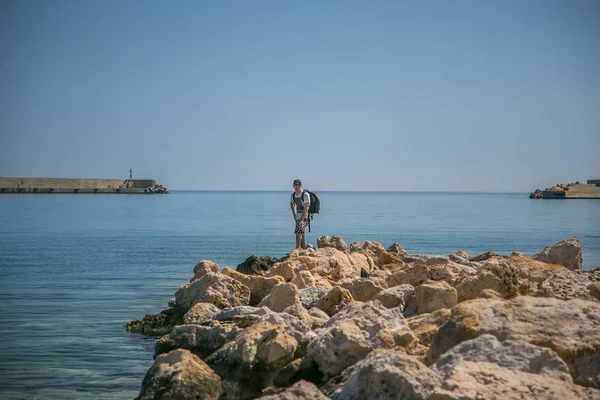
left=127, top=236, right=600, bottom=399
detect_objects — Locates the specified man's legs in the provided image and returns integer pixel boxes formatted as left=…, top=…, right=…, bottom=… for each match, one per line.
left=295, top=233, right=302, bottom=249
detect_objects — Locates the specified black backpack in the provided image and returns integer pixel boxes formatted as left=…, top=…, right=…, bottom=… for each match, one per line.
left=291, top=189, right=320, bottom=232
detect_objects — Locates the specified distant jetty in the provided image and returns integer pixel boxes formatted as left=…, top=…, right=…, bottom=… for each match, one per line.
left=0, top=176, right=169, bottom=194
left=530, top=179, right=600, bottom=199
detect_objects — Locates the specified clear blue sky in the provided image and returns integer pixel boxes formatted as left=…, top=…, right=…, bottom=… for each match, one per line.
left=1, top=0, right=598, bottom=191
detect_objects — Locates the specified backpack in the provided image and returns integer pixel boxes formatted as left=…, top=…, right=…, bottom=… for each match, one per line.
left=291, top=189, right=320, bottom=232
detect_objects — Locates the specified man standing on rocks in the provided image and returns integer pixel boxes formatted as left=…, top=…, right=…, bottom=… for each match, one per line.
left=290, top=179, right=310, bottom=249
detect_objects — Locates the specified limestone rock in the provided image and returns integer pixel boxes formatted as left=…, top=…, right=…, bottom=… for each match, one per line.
left=313, top=286, right=355, bottom=317
left=415, top=281, right=457, bottom=314
left=154, top=322, right=240, bottom=359
left=325, top=349, right=442, bottom=400
left=349, top=240, right=387, bottom=266
left=190, top=260, right=219, bottom=282
left=426, top=296, right=600, bottom=388
left=591, top=282, right=600, bottom=301
left=372, top=284, right=414, bottom=310
left=258, top=380, right=328, bottom=400
left=340, top=277, right=387, bottom=302
left=183, top=302, right=220, bottom=325
left=307, top=301, right=414, bottom=377
left=265, top=260, right=298, bottom=282
left=236, top=255, right=280, bottom=276
left=259, top=283, right=300, bottom=312
left=137, top=349, right=221, bottom=400
left=536, top=267, right=598, bottom=302
left=307, top=308, right=329, bottom=329
left=533, top=236, right=582, bottom=271
left=405, top=309, right=452, bottom=356
left=378, top=251, right=404, bottom=266
left=222, top=267, right=285, bottom=305
left=433, top=334, right=572, bottom=382
left=126, top=308, right=185, bottom=336
left=292, top=247, right=373, bottom=285
left=431, top=361, right=600, bottom=399
left=290, top=270, right=317, bottom=289
left=206, top=321, right=300, bottom=399
left=387, top=242, right=409, bottom=258
left=317, top=235, right=349, bottom=251
left=387, top=264, right=429, bottom=288
left=174, top=273, right=250, bottom=311
left=432, top=335, right=599, bottom=399
left=298, top=286, right=329, bottom=310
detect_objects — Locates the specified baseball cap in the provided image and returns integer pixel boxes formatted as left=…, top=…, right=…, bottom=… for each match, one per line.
left=293, top=179, right=302, bottom=185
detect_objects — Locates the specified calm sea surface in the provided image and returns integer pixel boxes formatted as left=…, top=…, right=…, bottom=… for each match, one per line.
left=1, top=191, right=599, bottom=399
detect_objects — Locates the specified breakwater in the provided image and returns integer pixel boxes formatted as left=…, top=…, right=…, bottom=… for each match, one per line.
left=0, top=177, right=168, bottom=194
left=530, top=180, right=600, bottom=199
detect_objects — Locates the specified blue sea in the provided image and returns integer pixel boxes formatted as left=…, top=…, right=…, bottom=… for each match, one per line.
left=1, top=191, right=599, bottom=399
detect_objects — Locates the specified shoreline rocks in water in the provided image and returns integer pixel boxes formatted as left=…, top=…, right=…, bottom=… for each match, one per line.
left=127, top=235, right=600, bottom=399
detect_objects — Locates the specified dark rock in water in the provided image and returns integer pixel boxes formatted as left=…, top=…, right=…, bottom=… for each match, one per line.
left=529, top=189, right=543, bottom=199
left=126, top=308, right=186, bottom=336
left=470, top=251, right=501, bottom=262
left=360, top=267, right=371, bottom=278
left=236, top=254, right=280, bottom=275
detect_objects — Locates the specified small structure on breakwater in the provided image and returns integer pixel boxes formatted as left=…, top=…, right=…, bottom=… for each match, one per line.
left=0, top=171, right=169, bottom=194
left=530, top=179, right=600, bottom=199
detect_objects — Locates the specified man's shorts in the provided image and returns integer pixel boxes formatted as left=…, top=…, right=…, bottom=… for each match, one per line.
left=295, top=218, right=308, bottom=236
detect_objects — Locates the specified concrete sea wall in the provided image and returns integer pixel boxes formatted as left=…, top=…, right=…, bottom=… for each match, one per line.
left=0, top=177, right=160, bottom=194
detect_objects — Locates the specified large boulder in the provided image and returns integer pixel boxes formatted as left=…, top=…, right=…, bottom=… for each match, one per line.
left=258, top=380, right=328, bottom=400
left=291, top=247, right=374, bottom=285
left=415, top=281, right=457, bottom=314
left=426, top=296, right=600, bottom=388
left=313, top=286, right=355, bottom=317
left=433, top=334, right=571, bottom=382
left=137, top=349, right=221, bottom=400
left=236, top=255, right=280, bottom=276
left=317, top=235, right=348, bottom=251
left=325, top=349, right=442, bottom=399
left=222, top=267, right=285, bottom=306
left=340, top=278, right=387, bottom=302
left=174, top=273, right=250, bottom=310
left=154, top=322, right=241, bottom=359
left=431, top=335, right=599, bottom=400
left=206, top=320, right=301, bottom=399
left=533, top=236, right=582, bottom=271
left=307, top=301, right=415, bottom=378
left=190, top=260, right=219, bottom=282
left=259, top=283, right=301, bottom=312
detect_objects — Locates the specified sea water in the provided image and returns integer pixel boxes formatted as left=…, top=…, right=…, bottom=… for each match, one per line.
left=0, top=191, right=598, bottom=398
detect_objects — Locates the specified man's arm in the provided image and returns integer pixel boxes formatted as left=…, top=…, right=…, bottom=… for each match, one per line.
left=290, top=196, right=296, bottom=220
left=300, top=192, right=310, bottom=221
